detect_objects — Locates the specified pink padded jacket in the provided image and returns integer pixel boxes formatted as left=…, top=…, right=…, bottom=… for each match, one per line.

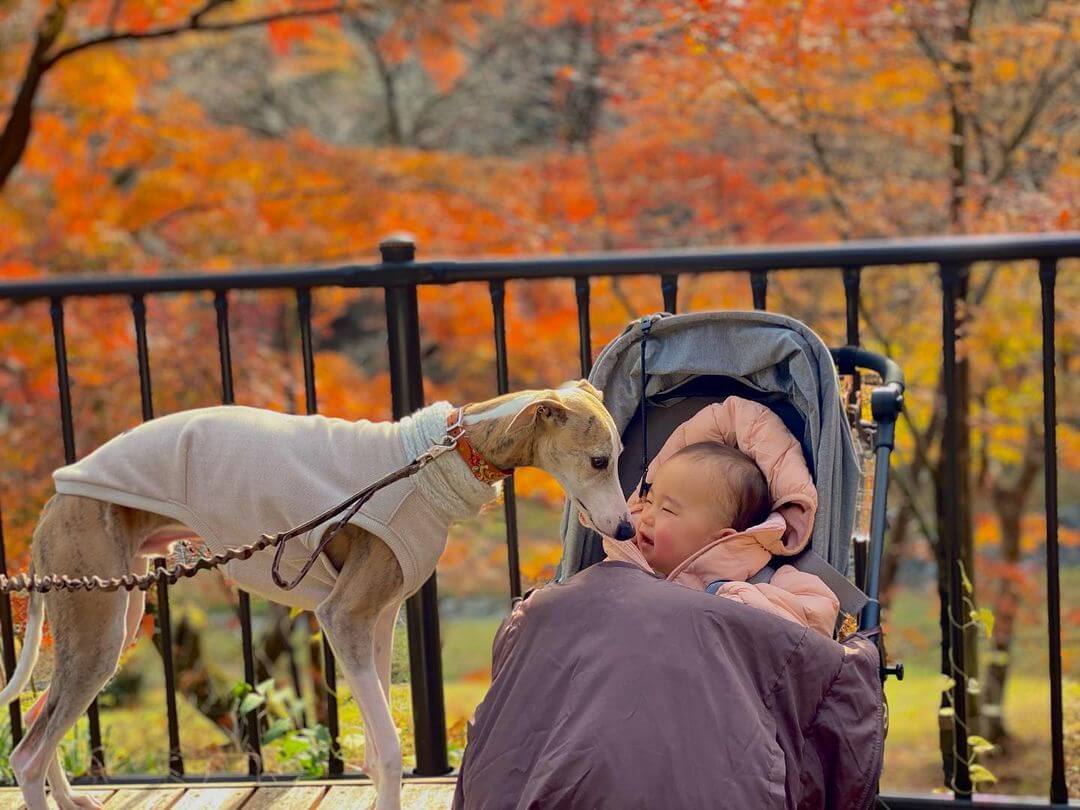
left=603, top=397, right=840, bottom=638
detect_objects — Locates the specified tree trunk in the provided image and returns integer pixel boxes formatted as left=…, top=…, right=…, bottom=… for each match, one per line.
left=0, top=3, right=69, bottom=192
left=934, top=2, right=980, bottom=784
left=982, top=430, right=1042, bottom=745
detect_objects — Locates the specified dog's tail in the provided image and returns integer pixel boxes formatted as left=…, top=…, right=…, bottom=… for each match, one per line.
left=0, top=592, right=44, bottom=706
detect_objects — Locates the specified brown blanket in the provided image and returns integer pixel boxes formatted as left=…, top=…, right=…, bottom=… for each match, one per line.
left=453, top=562, right=884, bottom=810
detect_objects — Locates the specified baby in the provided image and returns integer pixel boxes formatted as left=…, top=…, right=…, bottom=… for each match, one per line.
left=634, top=441, right=770, bottom=576
left=606, top=425, right=841, bottom=638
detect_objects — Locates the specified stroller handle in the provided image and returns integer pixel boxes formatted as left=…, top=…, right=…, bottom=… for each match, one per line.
left=830, top=347, right=905, bottom=392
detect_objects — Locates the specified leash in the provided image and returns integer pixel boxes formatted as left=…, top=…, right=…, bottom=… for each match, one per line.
left=0, top=420, right=466, bottom=595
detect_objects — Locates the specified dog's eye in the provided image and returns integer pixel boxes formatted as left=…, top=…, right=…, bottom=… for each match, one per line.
left=590, top=456, right=609, bottom=470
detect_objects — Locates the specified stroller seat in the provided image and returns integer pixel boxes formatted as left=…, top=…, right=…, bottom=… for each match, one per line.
left=559, top=310, right=905, bottom=650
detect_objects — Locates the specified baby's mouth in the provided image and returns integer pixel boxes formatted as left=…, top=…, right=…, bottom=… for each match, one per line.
left=636, top=531, right=654, bottom=552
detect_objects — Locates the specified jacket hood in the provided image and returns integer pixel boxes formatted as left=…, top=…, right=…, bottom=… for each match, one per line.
left=614, top=397, right=819, bottom=587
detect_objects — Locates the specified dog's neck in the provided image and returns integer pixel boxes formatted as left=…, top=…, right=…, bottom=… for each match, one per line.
left=460, top=394, right=539, bottom=469
left=398, top=402, right=504, bottom=524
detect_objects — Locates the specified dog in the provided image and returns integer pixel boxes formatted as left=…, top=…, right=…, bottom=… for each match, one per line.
left=0, top=380, right=633, bottom=810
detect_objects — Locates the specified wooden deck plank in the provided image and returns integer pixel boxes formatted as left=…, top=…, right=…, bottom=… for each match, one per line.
left=105, top=787, right=184, bottom=809
left=240, top=785, right=325, bottom=810
left=318, top=781, right=456, bottom=810
left=401, top=781, right=457, bottom=809
left=0, top=778, right=458, bottom=810
left=318, top=785, right=376, bottom=810
left=170, top=787, right=253, bottom=810
left=0, top=787, right=115, bottom=809
left=71, top=788, right=118, bottom=808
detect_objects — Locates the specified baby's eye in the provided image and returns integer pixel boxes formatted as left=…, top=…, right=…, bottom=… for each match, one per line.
left=662, top=507, right=677, bottom=515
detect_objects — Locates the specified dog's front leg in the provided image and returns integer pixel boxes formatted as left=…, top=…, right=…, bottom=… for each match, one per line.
left=364, top=599, right=400, bottom=788
left=315, top=529, right=404, bottom=810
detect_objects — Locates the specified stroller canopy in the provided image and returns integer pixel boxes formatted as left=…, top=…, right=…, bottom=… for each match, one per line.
left=560, top=310, right=861, bottom=579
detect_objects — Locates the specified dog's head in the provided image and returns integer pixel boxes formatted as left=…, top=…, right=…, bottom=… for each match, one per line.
left=500, top=380, right=633, bottom=541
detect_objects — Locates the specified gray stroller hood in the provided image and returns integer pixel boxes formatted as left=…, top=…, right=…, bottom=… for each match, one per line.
left=558, top=310, right=862, bottom=584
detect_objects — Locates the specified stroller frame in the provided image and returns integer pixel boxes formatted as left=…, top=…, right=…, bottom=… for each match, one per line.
left=562, top=316, right=906, bottom=682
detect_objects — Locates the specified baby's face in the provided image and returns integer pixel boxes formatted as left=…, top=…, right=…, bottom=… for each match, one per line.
left=633, top=454, right=735, bottom=576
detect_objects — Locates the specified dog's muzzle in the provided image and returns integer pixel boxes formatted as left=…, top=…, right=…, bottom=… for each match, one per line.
left=613, top=520, right=635, bottom=541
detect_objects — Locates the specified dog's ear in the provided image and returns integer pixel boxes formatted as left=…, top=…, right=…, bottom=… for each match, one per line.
left=561, top=379, right=603, bottom=402
left=506, top=397, right=568, bottom=434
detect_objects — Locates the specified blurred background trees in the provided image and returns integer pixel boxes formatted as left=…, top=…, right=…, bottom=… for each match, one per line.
left=1, top=0, right=1077, bottom=790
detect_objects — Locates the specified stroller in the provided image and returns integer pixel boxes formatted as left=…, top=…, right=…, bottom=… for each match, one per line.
left=559, top=310, right=905, bottom=660
left=454, top=310, right=905, bottom=810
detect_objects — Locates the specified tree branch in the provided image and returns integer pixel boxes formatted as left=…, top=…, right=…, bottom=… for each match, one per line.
left=45, top=3, right=360, bottom=69
left=347, top=16, right=406, bottom=145
left=891, top=464, right=939, bottom=546
left=990, top=49, right=1078, bottom=186
left=0, top=3, right=71, bottom=190
left=0, top=1, right=365, bottom=192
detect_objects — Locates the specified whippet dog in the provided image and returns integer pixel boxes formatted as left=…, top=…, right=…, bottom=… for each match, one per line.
left=1, top=380, right=632, bottom=810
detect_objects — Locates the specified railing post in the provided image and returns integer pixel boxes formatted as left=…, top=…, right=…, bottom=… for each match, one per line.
left=489, top=280, right=522, bottom=600
left=575, top=277, right=593, bottom=377
left=938, top=263, right=971, bottom=798
left=750, top=269, right=768, bottom=310
left=842, top=266, right=861, bottom=346
left=50, top=297, right=106, bottom=778
left=1039, top=258, right=1067, bottom=804
left=130, top=294, right=184, bottom=779
left=660, top=273, right=678, bottom=314
left=381, top=234, right=450, bottom=776
left=294, top=287, right=343, bottom=776
left=0, top=502, right=22, bottom=743
left=214, top=290, right=265, bottom=777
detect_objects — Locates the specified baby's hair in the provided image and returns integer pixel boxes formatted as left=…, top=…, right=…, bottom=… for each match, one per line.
left=667, top=441, right=771, bottom=531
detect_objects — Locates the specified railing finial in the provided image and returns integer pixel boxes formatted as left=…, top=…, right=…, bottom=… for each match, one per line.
left=380, top=232, right=417, bottom=263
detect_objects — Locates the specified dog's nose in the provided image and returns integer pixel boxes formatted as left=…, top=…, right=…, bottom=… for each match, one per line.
left=613, top=520, right=635, bottom=541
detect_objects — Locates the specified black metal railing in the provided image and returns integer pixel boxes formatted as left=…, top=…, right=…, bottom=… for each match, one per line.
left=0, top=232, right=1075, bottom=807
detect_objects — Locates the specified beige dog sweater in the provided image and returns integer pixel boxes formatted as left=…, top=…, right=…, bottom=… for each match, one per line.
left=52, top=402, right=497, bottom=610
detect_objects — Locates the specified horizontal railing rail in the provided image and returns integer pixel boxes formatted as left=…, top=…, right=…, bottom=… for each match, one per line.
left=0, top=232, right=1074, bottom=807
left=0, top=233, right=1077, bottom=300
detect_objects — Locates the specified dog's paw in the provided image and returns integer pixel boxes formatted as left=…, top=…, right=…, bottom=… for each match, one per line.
left=58, top=795, right=104, bottom=810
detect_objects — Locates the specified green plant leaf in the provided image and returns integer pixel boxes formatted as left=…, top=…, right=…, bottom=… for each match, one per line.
left=257, top=678, right=275, bottom=695
left=967, top=735, right=994, bottom=755
left=958, top=560, right=973, bottom=595
left=239, top=693, right=265, bottom=715
left=969, top=607, right=995, bottom=639
left=262, top=718, right=292, bottom=745
left=969, top=763, right=998, bottom=785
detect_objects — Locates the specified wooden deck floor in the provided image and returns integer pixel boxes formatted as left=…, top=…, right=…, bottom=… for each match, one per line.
left=0, top=778, right=457, bottom=809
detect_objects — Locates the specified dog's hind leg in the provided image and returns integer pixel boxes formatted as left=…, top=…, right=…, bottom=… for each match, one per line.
left=316, top=528, right=403, bottom=810
left=13, top=498, right=132, bottom=810
left=11, top=690, right=91, bottom=808
left=11, top=585, right=127, bottom=810
left=47, top=754, right=102, bottom=810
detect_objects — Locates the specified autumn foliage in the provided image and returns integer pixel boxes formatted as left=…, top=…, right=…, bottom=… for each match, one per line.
left=0, top=0, right=1077, bottom=779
